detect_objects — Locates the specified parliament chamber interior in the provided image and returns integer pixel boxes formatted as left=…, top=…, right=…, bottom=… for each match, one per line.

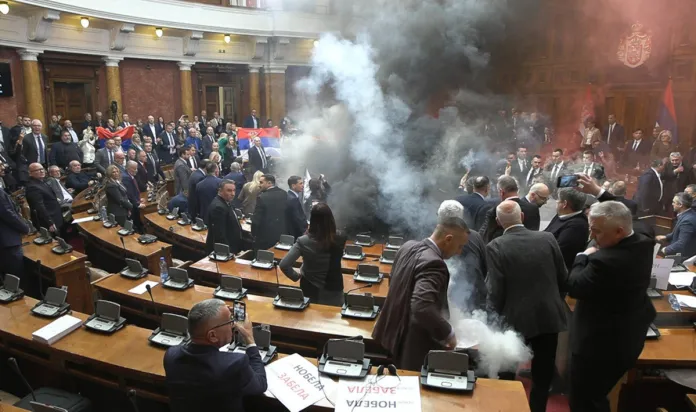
left=2, top=0, right=696, bottom=411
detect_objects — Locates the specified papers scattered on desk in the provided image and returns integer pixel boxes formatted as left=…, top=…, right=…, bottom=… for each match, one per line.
left=32, top=315, right=83, bottom=345
left=651, top=258, right=674, bottom=290
left=235, top=259, right=251, bottom=266
left=674, top=294, right=696, bottom=310
left=669, top=272, right=696, bottom=288
left=265, top=353, right=334, bottom=412
left=334, top=376, right=421, bottom=412
left=685, top=254, right=696, bottom=266
left=128, top=280, right=159, bottom=295
left=72, top=216, right=94, bottom=224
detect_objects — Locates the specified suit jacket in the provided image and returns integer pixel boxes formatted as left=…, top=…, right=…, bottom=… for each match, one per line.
left=251, top=186, right=288, bottom=250
left=373, top=239, right=452, bottom=371
left=135, top=163, right=148, bottom=192
left=187, top=169, right=206, bottom=219
left=450, top=231, right=488, bottom=311
left=196, top=175, right=222, bottom=221
left=142, top=123, right=162, bottom=140
left=105, top=181, right=132, bottom=226
left=663, top=163, right=695, bottom=201
left=45, top=177, right=71, bottom=205
left=577, top=162, right=605, bottom=182
left=523, top=167, right=544, bottom=189
left=625, top=139, right=651, bottom=167
left=168, top=193, right=189, bottom=215
left=0, top=189, right=29, bottom=248
left=65, top=171, right=95, bottom=194
left=248, top=145, right=268, bottom=174
left=544, top=212, right=589, bottom=271
left=174, top=158, right=193, bottom=195
left=604, top=123, right=626, bottom=149
left=94, top=148, right=114, bottom=175
left=510, top=159, right=529, bottom=181
left=0, top=147, right=18, bottom=190
left=122, top=172, right=141, bottom=209
left=49, top=141, right=83, bottom=169
left=223, top=172, right=246, bottom=202
left=25, top=178, right=64, bottom=231
left=157, top=130, right=177, bottom=164
left=144, top=151, right=165, bottom=183
left=597, top=191, right=655, bottom=239
left=614, top=195, right=638, bottom=216
left=545, top=161, right=570, bottom=190
left=201, top=134, right=215, bottom=159
left=285, top=191, right=308, bottom=239
left=567, top=233, right=656, bottom=360
left=12, top=134, right=47, bottom=182
left=486, top=226, right=568, bottom=339
left=479, top=197, right=539, bottom=243
left=205, top=195, right=243, bottom=254
left=664, top=208, right=696, bottom=258
left=242, top=115, right=260, bottom=129
left=634, top=169, right=663, bottom=216
left=163, top=343, right=267, bottom=412
left=455, top=192, right=489, bottom=231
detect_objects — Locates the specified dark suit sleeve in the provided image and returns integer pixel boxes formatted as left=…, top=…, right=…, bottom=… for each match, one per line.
left=95, top=150, right=107, bottom=175
left=597, top=190, right=617, bottom=202
left=410, top=263, right=453, bottom=342
left=188, top=176, right=199, bottom=219
left=207, top=203, right=227, bottom=244
left=106, top=184, right=132, bottom=210
left=49, top=143, right=58, bottom=166
left=557, top=221, right=589, bottom=271
left=0, top=191, right=29, bottom=234
left=567, top=254, right=609, bottom=300
left=26, top=185, right=55, bottom=228
left=251, top=194, right=265, bottom=238
left=665, top=220, right=696, bottom=255
left=549, top=234, right=569, bottom=298
left=485, top=242, right=505, bottom=313
left=233, top=346, right=268, bottom=395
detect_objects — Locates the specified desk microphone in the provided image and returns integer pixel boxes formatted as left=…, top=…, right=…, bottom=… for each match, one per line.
left=8, top=357, right=36, bottom=402
left=213, top=253, right=221, bottom=277
left=36, top=259, right=45, bottom=300
left=145, top=284, right=160, bottom=318
left=274, top=263, right=280, bottom=291
left=344, top=284, right=373, bottom=300
left=127, top=389, right=140, bottom=412
left=120, top=236, right=127, bottom=261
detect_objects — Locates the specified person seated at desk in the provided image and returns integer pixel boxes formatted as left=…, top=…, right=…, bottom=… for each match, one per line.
left=279, top=203, right=346, bottom=306
left=104, top=164, right=132, bottom=227
left=656, top=192, right=696, bottom=258
left=168, top=190, right=189, bottom=215
left=45, top=165, right=73, bottom=209
left=65, top=160, right=100, bottom=194
left=164, top=299, right=267, bottom=412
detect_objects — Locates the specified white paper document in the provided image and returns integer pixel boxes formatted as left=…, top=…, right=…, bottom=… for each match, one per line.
left=235, top=259, right=252, bottom=266
left=334, top=375, right=421, bottom=412
left=669, top=272, right=695, bottom=288
left=72, top=216, right=95, bottom=224
left=128, top=280, right=159, bottom=295
left=651, top=259, right=674, bottom=290
left=265, top=353, right=335, bottom=412
left=32, top=315, right=83, bottom=345
left=675, top=294, right=696, bottom=310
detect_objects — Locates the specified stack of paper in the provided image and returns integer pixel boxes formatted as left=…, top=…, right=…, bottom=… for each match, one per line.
left=674, top=294, right=696, bottom=310
left=32, top=315, right=83, bottom=345
left=668, top=272, right=695, bottom=288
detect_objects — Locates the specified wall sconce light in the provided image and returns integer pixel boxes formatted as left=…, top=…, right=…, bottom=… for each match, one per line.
left=0, top=2, right=10, bottom=15
left=224, top=34, right=231, bottom=44
left=155, top=27, right=163, bottom=38
left=80, top=17, right=89, bottom=28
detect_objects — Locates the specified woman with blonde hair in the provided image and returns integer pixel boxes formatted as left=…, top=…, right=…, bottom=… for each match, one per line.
left=238, top=170, right=264, bottom=216
left=651, top=130, right=675, bottom=160
left=104, top=164, right=132, bottom=226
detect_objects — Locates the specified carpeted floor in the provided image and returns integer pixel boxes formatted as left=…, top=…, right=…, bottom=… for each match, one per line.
left=519, top=376, right=570, bottom=412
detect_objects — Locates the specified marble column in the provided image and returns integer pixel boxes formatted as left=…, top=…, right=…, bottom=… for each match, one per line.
left=103, top=57, right=123, bottom=122
left=18, top=49, right=45, bottom=130
left=178, top=62, right=194, bottom=118
left=248, top=65, right=262, bottom=120
left=263, top=65, right=286, bottom=125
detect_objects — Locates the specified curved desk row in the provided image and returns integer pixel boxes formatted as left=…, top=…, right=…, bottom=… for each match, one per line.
left=0, top=297, right=529, bottom=412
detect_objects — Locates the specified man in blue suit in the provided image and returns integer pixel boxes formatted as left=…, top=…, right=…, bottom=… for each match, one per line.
left=455, top=176, right=492, bottom=231
left=168, top=190, right=189, bottom=215
left=657, top=192, right=696, bottom=258
left=223, top=162, right=246, bottom=206
left=187, top=160, right=208, bottom=220
left=196, top=163, right=222, bottom=222
left=634, top=159, right=666, bottom=216
left=285, top=175, right=308, bottom=239
left=122, top=161, right=143, bottom=231
left=163, top=299, right=267, bottom=412
left=0, top=187, right=29, bottom=282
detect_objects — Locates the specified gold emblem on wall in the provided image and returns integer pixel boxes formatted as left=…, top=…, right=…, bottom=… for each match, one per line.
left=617, top=22, right=653, bottom=68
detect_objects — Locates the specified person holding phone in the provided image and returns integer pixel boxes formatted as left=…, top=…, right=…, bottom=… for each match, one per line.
left=164, top=299, right=267, bottom=412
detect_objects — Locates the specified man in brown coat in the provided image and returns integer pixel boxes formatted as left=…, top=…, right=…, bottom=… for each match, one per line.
left=373, top=200, right=470, bottom=371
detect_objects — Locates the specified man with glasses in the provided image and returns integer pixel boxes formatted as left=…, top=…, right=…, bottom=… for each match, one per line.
left=24, top=163, right=64, bottom=234
left=163, top=299, right=267, bottom=412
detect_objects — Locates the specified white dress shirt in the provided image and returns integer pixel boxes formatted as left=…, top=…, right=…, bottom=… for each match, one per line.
left=67, top=128, right=78, bottom=143
left=652, top=167, right=663, bottom=201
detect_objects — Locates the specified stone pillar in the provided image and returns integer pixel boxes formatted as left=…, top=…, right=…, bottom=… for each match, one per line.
left=103, top=57, right=123, bottom=122
left=248, top=65, right=262, bottom=120
left=263, top=65, right=286, bottom=125
left=18, top=49, right=45, bottom=130
left=178, top=62, right=194, bottom=118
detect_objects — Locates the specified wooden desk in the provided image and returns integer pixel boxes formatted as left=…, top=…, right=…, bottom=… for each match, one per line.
left=638, top=328, right=696, bottom=368
left=0, top=404, right=32, bottom=412
left=688, top=394, right=696, bottom=412
left=22, top=234, right=93, bottom=313
left=70, top=188, right=93, bottom=214
left=144, top=212, right=208, bottom=261
left=188, top=258, right=389, bottom=303
left=93, top=274, right=381, bottom=356
left=0, top=296, right=529, bottom=412
left=272, top=248, right=394, bottom=276
left=346, top=240, right=384, bottom=257
left=73, top=212, right=172, bottom=277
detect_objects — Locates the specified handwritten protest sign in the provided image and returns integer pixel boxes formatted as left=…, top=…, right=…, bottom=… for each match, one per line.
left=266, top=353, right=334, bottom=412
left=335, top=375, right=421, bottom=412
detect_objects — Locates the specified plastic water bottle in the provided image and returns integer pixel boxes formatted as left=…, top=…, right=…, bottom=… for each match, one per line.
left=159, top=257, right=169, bottom=283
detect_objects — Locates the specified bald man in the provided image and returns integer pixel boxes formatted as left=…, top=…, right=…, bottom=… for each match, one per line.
left=610, top=180, right=638, bottom=216
left=522, top=182, right=549, bottom=231
left=486, top=200, right=567, bottom=412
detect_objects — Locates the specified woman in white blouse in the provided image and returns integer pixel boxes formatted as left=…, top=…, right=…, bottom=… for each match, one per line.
left=78, top=127, right=97, bottom=167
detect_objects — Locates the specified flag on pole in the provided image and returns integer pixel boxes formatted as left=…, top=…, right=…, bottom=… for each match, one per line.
left=579, top=84, right=594, bottom=137
left=656, top=78, right=678, bottom=145
left=237, top=127, right=282, bottom=157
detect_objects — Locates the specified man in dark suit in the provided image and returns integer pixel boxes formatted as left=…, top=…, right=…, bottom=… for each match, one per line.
left=455, top=175, right=492, bottom=231
left=242, top=109, right=260, bottom=129
left=609, top=181, right=638, bottom=216
left=603, top=114, right=625, bottom=158
left=187, top=160, right=208, bottom=220
left=0, top=186, right=29, bottom=281
left=248, top=137, right=269, bottom=174
left=143, top=142, right=165, bottom=183
left=546, top=148, right=569, bottom=197
left=624, top=129, right=651, bottom=169
left=12, top=119, right=48, bottom=184
left=0, top=120, right=10, bottom=157
left=510, top=146, right=530, bottom=182
left=49, top=130, right=83, bottom=169
left=196, top=163, right=222, bottom=221
left=201, top=127, right=215, bottom=160
left=118, top=113, right=132, bottom=128
left=285, top=175, right=308, bottom=239
left=656, top=192, right=696, bottom=258
left=135, top=151, right=149, bottom=192
left=0, top=127, right=18, bottom=190
left=577, top=151, right=605, bottom=182
left=142, top=116, right=162, bottom=140
left=163, top=299, right=267, bottom=412
left=46, top=166, right=74, bottom=208
left=205, top=180, right=246, bottom=254
left=223, top=162, right=246, bottom=205
left=634, top=159, right=666, bottom=216
left=25, top=163, right=63, bottom=234
left=157, top=124, right=178, bottom=164
left=523, top=154, right=545, bottom=191
left=373, top=200, right=469, bottom=371
left=520, top=182, right=549, bottom=231
left=479, top=175, right=540, bottom=243
left=94, top=139, right=116, bottom=176
left=567, top=201, right=655, bottom=412
left=487, top=200, right=567, bottom=412
left=544, top=188, right=589, bottom=270
left=122, top=161, right=144, bottom=231
left=663, top=152, right=695, bottom=214
left=174, top=147, right=193, bottom=195
left=251, top=174, right=288, bottom=251
left=65, top=161, right=99, bottom=194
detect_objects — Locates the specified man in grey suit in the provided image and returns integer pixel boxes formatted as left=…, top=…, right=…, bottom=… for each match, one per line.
left=174, top=147, right=193, bottom=194
left=95, top=138, right=116, bottom=175
left=486, top=200, right=568, bottom=412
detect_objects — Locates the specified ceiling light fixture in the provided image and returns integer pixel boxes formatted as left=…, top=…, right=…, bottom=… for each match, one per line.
left=155, top=27, right=163, bottom=38
left=224, top=34, right=231, bottom=44
left=0, top=2, right=9, bottom=15
left=80, top=17, right=89, bottom=28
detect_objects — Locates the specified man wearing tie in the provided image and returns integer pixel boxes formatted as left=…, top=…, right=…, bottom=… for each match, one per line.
left=243, top=109, right=260, bottom=129
left=604, top=114, right=625, bottom=159
left=144, top=142, right=165, bottom=183
left=635, top=159, right=666, bottom=216
left=524, top=155, right=544, bottom=191
left=511, top=146, right=529, bottom=182
left=12, top=119, right=48, bottom=185
left=95, top=139, right=117, bottom=175
left=624, top=129, right=650, bottom=170
left=248, top=136, right=269, bottom=174
left=157, top=124, right=177, bottom=164
left=202, top=127, right=216, bottom=160
left=119, top=113, right=132, bottom=128
left=142, top=115, right=161, bottom=140
left=546, top=149, right=567, bottom=195
left=579, top=151, right=605, bottom=183
left=63, top=120, right=79, bottom=143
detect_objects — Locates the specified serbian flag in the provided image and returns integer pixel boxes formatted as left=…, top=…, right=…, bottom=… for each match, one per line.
left=578, top=84, right=594, bottom=137
left=95, top=125, right=136, bottom=149
left=237, top=127, right=282, bottom=158
left=656, top=78, right=678, bottom=145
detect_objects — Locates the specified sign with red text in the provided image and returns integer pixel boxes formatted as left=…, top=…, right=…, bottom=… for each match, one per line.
left=335, top=375, right=421, bottom=412
left=266, top=353, right=334, bottom=412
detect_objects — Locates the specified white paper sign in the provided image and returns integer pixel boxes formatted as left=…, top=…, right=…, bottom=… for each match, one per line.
left=669, top=271, right=695, bottom=288
left=334, top=375, right=421, bottom=412
left=651, top=258, right=674, bottom=290
left=266, top=353, right=330, bottom=412
left=128, top=280, right=159, bottom=295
